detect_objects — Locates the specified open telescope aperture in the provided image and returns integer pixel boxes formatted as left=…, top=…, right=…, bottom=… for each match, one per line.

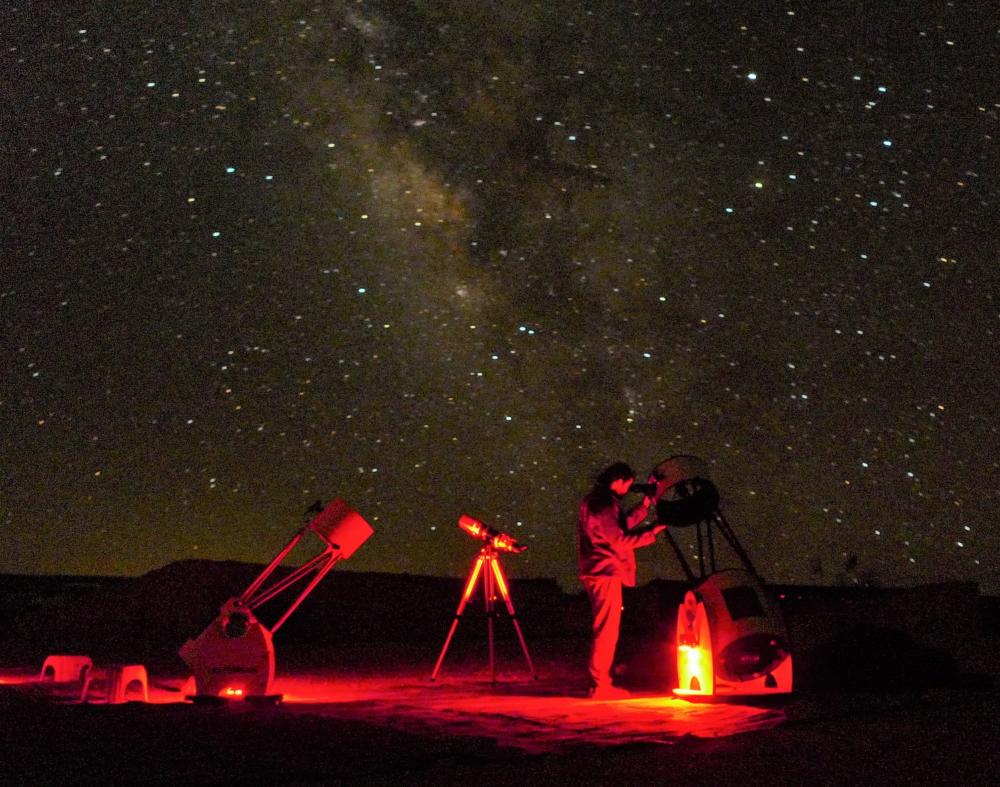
left=651, top=455, right=721, bottom=527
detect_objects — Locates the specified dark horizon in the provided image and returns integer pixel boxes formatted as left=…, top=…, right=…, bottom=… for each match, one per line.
left=0, top=558, right=995, bottom=600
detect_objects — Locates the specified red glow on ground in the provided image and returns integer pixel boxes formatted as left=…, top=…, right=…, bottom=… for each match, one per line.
left=0, top=669, right=48, bottom=687
left=271, top=675, right=783, bottom=751
left=0, top=668, right=784, bottom=750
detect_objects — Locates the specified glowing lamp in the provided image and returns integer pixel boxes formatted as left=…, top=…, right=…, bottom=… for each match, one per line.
left=676, top=591, right=714, bottom=695
left=457, top=514, right=527, bottom=553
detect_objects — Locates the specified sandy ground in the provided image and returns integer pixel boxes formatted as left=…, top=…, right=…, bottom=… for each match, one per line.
left=2, top=661, right=997, bottom=786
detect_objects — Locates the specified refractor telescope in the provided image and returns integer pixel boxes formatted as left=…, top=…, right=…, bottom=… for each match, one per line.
left=432, top=513, right=536, bottom=682
left=458, top=514, right=527, bottom=553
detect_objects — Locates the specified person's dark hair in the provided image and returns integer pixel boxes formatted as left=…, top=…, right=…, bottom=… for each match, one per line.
left=585, top=461, right=635, bottom=513
left=596, top=462, right=635, bottom=488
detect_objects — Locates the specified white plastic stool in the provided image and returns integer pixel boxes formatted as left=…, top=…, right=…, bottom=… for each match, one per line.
left=39, top=655, right=93, bottom=683
left=81, top=663, right=149, bottom=704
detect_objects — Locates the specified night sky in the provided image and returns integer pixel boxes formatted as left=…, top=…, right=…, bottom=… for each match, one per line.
left=3, top=1, right=997, bottom=593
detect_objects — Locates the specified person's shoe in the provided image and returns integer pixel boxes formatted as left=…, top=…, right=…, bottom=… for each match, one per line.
left=587, top=684, right=631, bottom=700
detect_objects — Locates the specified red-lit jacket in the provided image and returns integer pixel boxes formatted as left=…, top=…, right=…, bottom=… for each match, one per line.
left=577, top=494, right=658, bottom=586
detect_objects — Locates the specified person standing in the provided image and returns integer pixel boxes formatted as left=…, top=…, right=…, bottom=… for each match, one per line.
left=578, top=461, right=665, bottom=699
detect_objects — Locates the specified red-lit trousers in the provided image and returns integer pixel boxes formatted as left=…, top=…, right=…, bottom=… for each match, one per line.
left=582, top=575, right=623, bottom=688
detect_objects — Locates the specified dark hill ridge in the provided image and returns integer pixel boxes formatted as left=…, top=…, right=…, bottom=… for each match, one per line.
left=1, top=562, right=996, bottom=690
left=0, top=561, right=582, bottom=669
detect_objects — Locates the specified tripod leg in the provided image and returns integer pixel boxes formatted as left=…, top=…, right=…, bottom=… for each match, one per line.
left=490, top=559, right=537, bottom=678
left=431, top=554, right=485, bottom=681
left=485, top=556, right=496, bottom=684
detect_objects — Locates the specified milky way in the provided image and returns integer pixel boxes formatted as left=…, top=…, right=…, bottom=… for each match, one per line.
left=3, top=1, right=997, bottom=592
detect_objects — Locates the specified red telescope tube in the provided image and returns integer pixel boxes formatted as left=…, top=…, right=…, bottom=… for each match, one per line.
left=458, top=515, right=526, bottom=553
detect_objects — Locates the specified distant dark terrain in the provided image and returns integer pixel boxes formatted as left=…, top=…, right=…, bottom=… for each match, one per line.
left=2, top=561, right=996, bottom=692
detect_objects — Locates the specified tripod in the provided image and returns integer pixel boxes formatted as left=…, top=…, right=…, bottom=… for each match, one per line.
left=430, top=544, right=536, bottom=683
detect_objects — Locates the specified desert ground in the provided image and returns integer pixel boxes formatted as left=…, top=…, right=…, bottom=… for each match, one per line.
left=1, top=565, right=997, bottom=785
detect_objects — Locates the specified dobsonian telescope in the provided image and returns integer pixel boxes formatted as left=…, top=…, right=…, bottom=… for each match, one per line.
left=651, top=456, right=793, bottom=697
left=179, top=499, right=373, bottom=703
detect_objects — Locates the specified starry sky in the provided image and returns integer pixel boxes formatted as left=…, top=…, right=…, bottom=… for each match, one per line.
left=3, top=1, right=997, bottom=592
